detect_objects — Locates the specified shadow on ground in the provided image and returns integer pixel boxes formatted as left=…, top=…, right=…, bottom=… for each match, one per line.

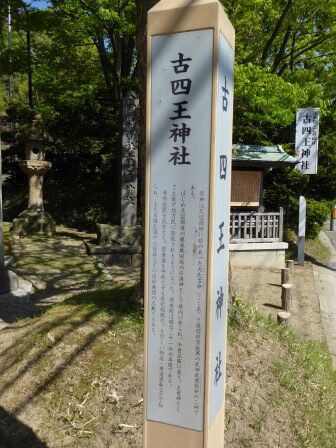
left=0, top=228, right=125, bottom=324
left=305, top=254, right=336, bottom=272
left=0, top=285, right=142, bottom=441
left=0, top=406, right=48, bottom=448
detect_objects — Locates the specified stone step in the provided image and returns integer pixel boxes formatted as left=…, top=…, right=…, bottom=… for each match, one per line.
left=85, top=241, right=141, bottom=256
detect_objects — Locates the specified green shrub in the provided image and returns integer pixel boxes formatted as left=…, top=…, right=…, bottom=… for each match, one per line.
left=281, top=197, right=330, bottom=239
left=305, top=199, right=330, bottom=239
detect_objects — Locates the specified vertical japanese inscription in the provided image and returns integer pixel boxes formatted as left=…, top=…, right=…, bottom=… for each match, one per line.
left=121, top=97, right=139, bottom=226
left=148, top=30, right=213, bottom=431
left=210, top=32, right=234, bottom=424
left=295, top=108, right=320, bottom=175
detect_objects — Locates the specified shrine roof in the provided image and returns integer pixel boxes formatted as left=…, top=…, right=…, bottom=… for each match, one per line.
left=232, top=144, right=297, bottom=168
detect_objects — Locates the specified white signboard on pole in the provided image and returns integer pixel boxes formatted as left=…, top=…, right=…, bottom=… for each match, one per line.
left=295, top=108, right=320, bottom=174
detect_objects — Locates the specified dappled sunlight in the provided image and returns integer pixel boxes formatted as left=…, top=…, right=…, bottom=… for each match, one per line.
left=0, top=285, right=143, bottom=447
left=6, top=228, right=131, bottom=306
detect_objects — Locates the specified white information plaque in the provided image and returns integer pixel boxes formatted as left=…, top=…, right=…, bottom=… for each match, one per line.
left=210, top=32, right=234, bottom=424
left=295, top=108, right=320, bottom=175
left=147, top=29, right=213, bottom=431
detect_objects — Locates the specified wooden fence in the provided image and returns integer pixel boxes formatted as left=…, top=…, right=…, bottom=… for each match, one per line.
left=230, top=208, right=284, bottom=243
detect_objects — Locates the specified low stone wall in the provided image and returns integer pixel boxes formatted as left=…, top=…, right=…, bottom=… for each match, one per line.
left=86, top=224, right=142, bottom=267
left=229, top=242, right=288, bottom=269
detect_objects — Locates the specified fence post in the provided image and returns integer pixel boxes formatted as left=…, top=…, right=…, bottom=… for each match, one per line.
left=281, top=267, right=291, bottom=285
left=277, top=311, right=290, bottom=325
left=281, top=283, right=293, bottom=311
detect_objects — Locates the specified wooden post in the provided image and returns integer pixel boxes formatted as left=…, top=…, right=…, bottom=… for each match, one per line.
left=286, top=259, right=294, bottom=271
left=281, top=284, right=292, bottom=311
left=145, top=1, right=235, bottom=447
left=297, top=196, right=306, bottom=265
left=281, top=267, right=291, bottom=285
left=277, top=311, right=290, bottom=325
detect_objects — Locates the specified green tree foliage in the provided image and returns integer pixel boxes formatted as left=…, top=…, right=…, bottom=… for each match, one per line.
left=0, top=1, right=135, bottom=228
left=0, top=0, right=335, bottom=232
left=220, top=0, right=336, bottom=235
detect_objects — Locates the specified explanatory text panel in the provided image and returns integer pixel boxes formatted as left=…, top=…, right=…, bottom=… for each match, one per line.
left=147, top=29, right=213, bottom=431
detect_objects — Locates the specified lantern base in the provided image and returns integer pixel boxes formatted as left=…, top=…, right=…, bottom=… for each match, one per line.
left=13, top=209, right=55, bottom=237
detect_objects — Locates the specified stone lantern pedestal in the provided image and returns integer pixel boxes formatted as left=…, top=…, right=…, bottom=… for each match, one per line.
left=13, top=114, right=55, bottom=236
left=13, top=160, right=54, bottom=236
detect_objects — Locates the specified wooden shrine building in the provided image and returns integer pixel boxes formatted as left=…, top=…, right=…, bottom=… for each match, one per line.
left=229, top=144, right=297, bottom=268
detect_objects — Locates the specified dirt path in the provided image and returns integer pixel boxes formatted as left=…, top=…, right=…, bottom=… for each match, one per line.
left=313, top=231, right=336, bottom=367
left=232, top=262, right=325, bottom=342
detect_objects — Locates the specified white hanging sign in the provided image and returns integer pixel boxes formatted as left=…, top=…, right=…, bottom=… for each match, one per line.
left=295, top=108, right=320, bottom=175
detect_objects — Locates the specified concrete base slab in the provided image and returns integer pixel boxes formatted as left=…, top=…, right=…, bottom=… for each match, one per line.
left=229, top=242, right=288, bottom=269
left=86, top=241, right=143, bottom=267
left=102, top=253, right=142, bottom=267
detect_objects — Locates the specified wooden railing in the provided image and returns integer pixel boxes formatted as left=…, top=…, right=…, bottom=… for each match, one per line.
left=230, top=208, right=284, bottom=243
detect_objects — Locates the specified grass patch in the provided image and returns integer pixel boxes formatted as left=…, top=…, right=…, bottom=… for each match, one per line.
left=229, top=299, right=336, bottom=447
left=2, top=277, right=336, bottom=447
left=305, top=237, right=331, bottom=265
left=285, top=228, right=331, bottom=265
left=0, top=284, right=144, bottom=447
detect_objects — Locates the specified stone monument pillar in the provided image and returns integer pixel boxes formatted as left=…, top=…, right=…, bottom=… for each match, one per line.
left=0, top=130, right=19, bottom=294
left=13, top=115, right=55, bottom=236
left=121, top=95, right=139, bottom=227
left=87, top=94, right=142, bottom=267
left=0, top=122, right=33, bottom=299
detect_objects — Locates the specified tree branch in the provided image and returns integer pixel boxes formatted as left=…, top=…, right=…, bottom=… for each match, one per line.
left=261, top=0, right=294, bottom=63
left=272, top=26, right=292, bottom=72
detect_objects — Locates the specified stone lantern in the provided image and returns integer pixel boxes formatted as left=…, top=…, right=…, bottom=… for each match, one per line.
left=13, top=115, right=55, bottom=236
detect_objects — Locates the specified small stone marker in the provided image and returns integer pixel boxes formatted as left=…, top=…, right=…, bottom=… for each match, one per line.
left=281, top=283, right=293, bottom=311
left=297, top=196, right=306, bottom=266
left=277, top=311, right=290, bottom=325
left=121, top=95, right=139, bottom=227
left=144, top=1, right=235, bottom=447
left=281, top=267, right=291, bottom=285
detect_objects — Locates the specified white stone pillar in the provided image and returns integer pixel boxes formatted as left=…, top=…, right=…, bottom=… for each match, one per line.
left=144, top=1, right=235, bottom=447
